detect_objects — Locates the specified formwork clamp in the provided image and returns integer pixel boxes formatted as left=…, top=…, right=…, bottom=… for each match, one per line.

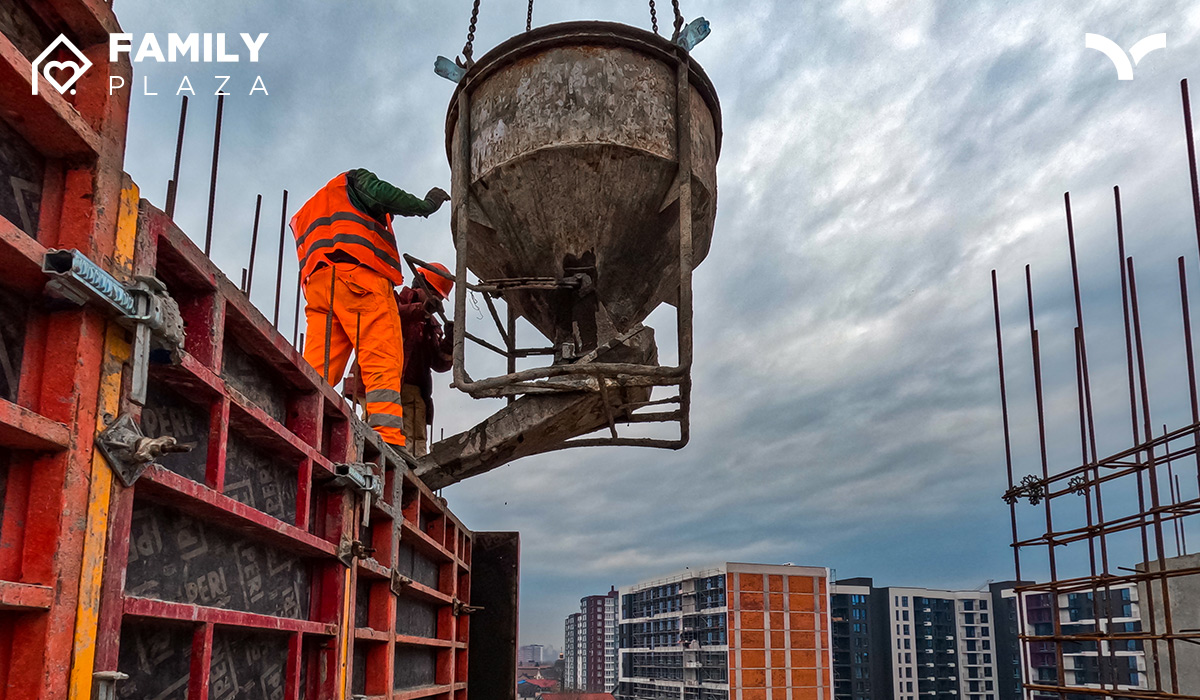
left=336, top=536, right=377, bottom=568
left=330, top=462, right=384, bottom=527
left=390, top=569, right=413, bottom=595
left=95, top=413, right=193, bottom=486
left=42, top=248, right=185, bottom=405
left=451, top=598, right=483, bottom=617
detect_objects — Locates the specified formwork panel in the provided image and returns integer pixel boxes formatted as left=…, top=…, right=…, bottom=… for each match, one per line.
left=85, top=200, right=479, bottom=700
left=115, top=620, right=193, bottom=700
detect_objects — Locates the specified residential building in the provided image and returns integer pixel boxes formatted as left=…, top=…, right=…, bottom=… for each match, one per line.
left=830, top=579, right=1024, bottom=700
left=617, top=562, right=834, bottom=700
left=830, top=579, right=881, bottom=700
left=1010, top=582, right=1147, bottom=700
left=565, top=588, right=620, bottom=692
left=568, top=612, right=585, bottom=690
left=987, top=583, right=1024, bottom=700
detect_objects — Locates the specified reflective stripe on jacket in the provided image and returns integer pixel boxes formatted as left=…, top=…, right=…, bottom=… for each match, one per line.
left=291, top=173, right=406, bottom=286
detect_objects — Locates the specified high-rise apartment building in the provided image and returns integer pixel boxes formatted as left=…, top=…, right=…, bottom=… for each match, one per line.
left=565, top=588, right=620, bottom=692
left=1008, top=582, right=1147, bottom=699
left=830, top=579, right=1024, bottom=700
left=617, top=563, right=834, bottom=700
left=567, top=612, right=585, bottom=690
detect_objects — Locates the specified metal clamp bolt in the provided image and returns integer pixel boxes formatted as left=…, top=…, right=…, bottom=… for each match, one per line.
left=96, top=414, right=193, bottom=486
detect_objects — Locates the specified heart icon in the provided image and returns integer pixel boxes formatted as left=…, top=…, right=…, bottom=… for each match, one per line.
left=41, top=60, right=83, bottom=94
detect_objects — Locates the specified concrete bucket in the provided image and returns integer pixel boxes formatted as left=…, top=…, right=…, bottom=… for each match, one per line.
left=445, top=21, right=721, bottom=351
left=417, top=21, right=719, bottom=488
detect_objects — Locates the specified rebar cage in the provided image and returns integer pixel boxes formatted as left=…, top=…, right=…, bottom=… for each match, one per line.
left=994, top=79, right=1200, bottom=700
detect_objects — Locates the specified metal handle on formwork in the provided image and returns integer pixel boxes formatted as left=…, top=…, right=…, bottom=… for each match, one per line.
left=42, top=249, right=186, bottom=405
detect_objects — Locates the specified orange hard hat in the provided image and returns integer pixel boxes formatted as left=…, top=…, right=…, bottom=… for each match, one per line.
left=418, top=262, right=454, bottom=299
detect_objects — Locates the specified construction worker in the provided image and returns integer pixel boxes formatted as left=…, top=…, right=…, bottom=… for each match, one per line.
left=396, top=263, right=455, bottom=456
left=291, top=169, right=450, bottom=448
left=344, top=263, right=455, bottom=456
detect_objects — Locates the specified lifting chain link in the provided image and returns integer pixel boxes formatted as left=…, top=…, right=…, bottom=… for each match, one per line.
left=671, top=0, right=684, bottom=40
left=649, top=0, right=659, bottom=35
left=462, top=0, right=482, bottom=62
left=527, top=0, right=534, bottom=32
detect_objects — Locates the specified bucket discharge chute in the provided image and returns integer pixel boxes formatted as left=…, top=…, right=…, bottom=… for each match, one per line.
left=416, top=20, right=721, bottom=489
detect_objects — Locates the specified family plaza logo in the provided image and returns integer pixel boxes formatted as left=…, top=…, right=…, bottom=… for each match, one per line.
left=32, top=32, right=270, bottom=96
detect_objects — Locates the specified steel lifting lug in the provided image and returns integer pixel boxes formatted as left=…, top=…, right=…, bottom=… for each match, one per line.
left=390, top=569, right=414, bottom=595
left=96, top=413, right=193, bottom=486
left=451, top=598, right=483, bottom=617
left=330, top=462, right=384, bottom=526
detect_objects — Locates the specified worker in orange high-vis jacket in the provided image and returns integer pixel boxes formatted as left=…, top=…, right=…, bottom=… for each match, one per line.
left=291, top=169, right=450, bottom=448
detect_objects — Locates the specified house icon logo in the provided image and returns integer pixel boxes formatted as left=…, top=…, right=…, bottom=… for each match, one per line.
left=32, top=34, right=92, bottom=96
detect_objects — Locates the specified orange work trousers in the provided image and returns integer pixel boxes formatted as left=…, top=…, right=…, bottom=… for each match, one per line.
left=303, top=263, right=406, bottom=446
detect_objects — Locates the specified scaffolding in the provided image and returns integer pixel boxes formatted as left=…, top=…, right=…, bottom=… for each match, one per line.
left=993, top=80, right=1200, bottom=700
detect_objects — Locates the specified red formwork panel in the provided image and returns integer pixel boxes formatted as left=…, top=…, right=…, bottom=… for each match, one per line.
left=0, top=0, right=130, bottom=698
left=90, top=202, right=474, bottom=700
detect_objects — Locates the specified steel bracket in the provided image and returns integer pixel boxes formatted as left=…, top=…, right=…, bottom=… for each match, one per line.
left=43, top=250, right=186, bottom=404
left=95, top=413, right=193, bottom=486
left=337, top=537, right=376, bottom=567
left=330, top=461, right=384, bottom=526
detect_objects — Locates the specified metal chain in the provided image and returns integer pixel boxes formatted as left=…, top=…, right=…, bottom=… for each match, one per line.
left=649, top=0, right=659, bottom=34
left=462, top=0, right=482, bottom=61
left=671, top=0, right=684, bottom=40
left=527, top=0, right=534, bottom=31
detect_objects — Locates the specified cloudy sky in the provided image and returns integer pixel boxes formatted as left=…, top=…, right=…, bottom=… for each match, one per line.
left=114, top=0, right=1200, bottom=646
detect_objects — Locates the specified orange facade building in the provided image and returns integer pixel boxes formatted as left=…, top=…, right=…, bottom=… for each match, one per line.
left=618, top=563, right=833, bottom=700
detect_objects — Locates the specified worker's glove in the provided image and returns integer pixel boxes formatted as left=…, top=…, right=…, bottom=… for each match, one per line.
left=425, top=187, right=451, bottom=211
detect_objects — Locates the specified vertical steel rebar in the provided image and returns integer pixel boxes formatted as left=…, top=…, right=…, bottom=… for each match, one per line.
left=203, top=94, right=224, bottom=256
left=1180, top=257, right=1200, bottom=491
left=992, top=271, right=1022, bottom=582
left=1183, top=80, right=1200, bottom=264
left=273, top=190, right=289, bottom=328
left=324, top=268, right=336, bottom=383
left=1165, top=427, right=1182, bottom=556
left=246, top=194, right=263, bottom=297
left=293, top=271, right=303, bottom=348
left=1115, top=188, right=1141, bottom=447
left=1127, top=257, right=1175, bottom=692
left=165, top=95, right=188, bottom=219
left=1024, top=265, right=1066, bottom=700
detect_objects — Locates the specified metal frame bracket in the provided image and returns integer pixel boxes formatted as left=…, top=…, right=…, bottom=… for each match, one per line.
left=95, top=413, right=192, bottom=487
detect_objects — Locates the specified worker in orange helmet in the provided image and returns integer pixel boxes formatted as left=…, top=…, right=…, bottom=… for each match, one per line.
left=291, top=169, right=450, bottom=449
left=395, top=262, right=455, bottom=456
left=344, top=263, right=455, bottom=456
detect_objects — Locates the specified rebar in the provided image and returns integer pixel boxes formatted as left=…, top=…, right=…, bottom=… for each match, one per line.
left=203, top=94, right=224, bottom=256
left=273, top=190, right=289, bottom=328
left=165, top=95, right=188, bottom=219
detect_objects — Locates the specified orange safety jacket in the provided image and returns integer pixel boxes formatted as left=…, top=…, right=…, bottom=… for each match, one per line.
left=291, top=173, right=406, bottom=287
